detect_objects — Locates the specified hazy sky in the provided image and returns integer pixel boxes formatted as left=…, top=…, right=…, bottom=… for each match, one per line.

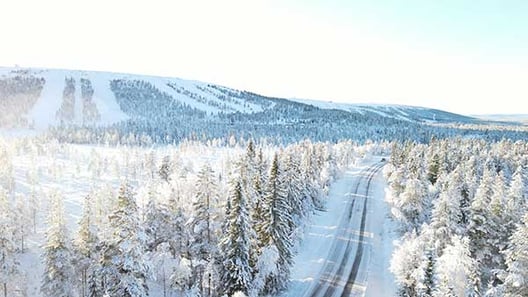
left=1, top=0, right=527, bottom=115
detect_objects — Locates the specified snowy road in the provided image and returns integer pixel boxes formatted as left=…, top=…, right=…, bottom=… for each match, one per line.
left=284, top=160, right=396, bottom=297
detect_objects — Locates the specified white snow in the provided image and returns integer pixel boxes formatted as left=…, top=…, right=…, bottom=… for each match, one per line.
left=86, top=71, right=129, bottom=125
left=27, top=70, right=66, bottom=130
left=363, top=179, right=398, bottom=297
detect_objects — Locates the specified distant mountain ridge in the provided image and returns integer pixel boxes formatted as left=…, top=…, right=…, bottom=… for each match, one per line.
left=289, top=98, right=477, bottom=123
left=473, top=114, right=528, bottom=124
left=0, top=66, right=524, bottom=144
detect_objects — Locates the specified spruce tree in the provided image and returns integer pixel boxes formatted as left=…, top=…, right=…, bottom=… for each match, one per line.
left=220, top=178, right=253, bottom=296
left=0, top=188, right=17, bottom=297
left=503, top=212, right=528, bottom=297
left=261, top=154, right=293, bottom=295
left=100, top=183, right=149, bottom=297
left=41, top=191, right=76, bottom=297
left=189, top=163, right=219, bottom=297
left=433, top=236, right=479, bottom=297
left=468, top=169, right=495, bottom=273
left=74, top=195, right=99, bottom=297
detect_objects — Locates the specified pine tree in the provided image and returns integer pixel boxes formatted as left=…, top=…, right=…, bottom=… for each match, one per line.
left=0, top=188, right=17, bottom=297
left=74, top=195, right=99, bottom=297
left=282, top=153, right=306, bottom=227
left=487, top=172, right=509, bottom=271
left=397, top=176, right=428, bottom=231
left=158, top=155, right=172, bottom=183
left=427, top=153, right=441, bottom=185
left=390, top=230, right=426, bottom=297
left=261, top=154, right=294, bottom=295
left=41, top=191, right=76, bottom=297
left=300, top=143, right=322, bottom=211
left=430, top=183, right=463, bottom=253
left=420, top=249, right=435, bottom=297
left=252, top=150, right=269, bottom=251
left=0, top=146, right=14, bottom=193
left=505, top=166, right=526, bottom=224
left=433, top=236, right=479, bottom=297
left=12, top=193, right=30, bottom=252
left=220, top=178, right=253, bottom=296
left=166, top=191, right=188, bottom=260
left=503, top=212, right=528, bottom=297
left=188, top=163, right=219, bottom=297
left=468, top=168, right=495, bottom=280
left=99, top=183, right=149, bottom=297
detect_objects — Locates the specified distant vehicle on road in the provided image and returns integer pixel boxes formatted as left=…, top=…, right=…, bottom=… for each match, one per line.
left=381, top=157, right=386, bottom=162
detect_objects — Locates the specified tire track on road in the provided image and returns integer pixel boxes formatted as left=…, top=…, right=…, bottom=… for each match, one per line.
left=309, top=162, right=384, bottom=297
left=340, top=164, right=384, bottom=297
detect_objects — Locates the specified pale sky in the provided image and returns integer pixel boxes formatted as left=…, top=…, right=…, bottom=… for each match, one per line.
left=1, top=0, right=527, bottom=115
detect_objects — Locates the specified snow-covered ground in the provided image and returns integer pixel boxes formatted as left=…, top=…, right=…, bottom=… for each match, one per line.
left=284, top=156, right=397, bottom=297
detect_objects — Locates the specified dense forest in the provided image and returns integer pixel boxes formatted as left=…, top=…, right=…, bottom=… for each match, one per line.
left=385, top=138, right=528, bottom=296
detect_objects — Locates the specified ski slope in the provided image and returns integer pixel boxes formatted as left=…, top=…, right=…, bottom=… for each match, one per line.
left=284, top=158, right=397, bottom=297
left=1, top=67, right=266, bottom=130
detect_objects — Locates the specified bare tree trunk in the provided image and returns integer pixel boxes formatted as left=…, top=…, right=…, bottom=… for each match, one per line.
left=33, top=209, right=37, bottom=233
left=208, top=272, right=211, bottom=297
left=163, top=265, right=167, bottom=297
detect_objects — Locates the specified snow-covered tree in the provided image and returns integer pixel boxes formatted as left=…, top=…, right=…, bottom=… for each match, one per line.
left=390, top=230, right=432, bottom=297
left=429, top=182, right=463, bottom=253
left=74, top=195, right=99, bottom=297
left=12, top=194, right=30, bottom=252
left=158, top=155, right=172, bottom=183
left=99, top=183, right=149, bottom=297
left=468, top=168, right=497, bottom=282
left=282, top=152, right=307, bottom=227
left=0, top=188, right=17, bottom=297
left=250, top=245, right=279, bottom=297
left=220, top=178, right=253, bottom=296
left=487, top=172, right=509, bottom=271
left=169, top=257, right=193, bottom=296
left=433, top=236, right=479, bottom=297
left=260, top=154, right=293, bottom=295
left=395, top=176, right=429, bottom=231
left=503, top=212, right=528, bottom=297
left=300, top=144, right=323, bottom=211
left=0, top=146, right=14, bottom=193
left=188, top=163, right=220, bottom=297
left=505, top=166, right=527, bottom=224
left=41, top=191, right=76, bottom=297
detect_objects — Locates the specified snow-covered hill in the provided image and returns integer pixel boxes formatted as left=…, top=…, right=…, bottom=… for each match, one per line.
left=0, top=67, right=270, bottom=130
left=290, top=98, right=476, bottom=123
left=3, top=66, right=525, bottom=145
left=1, top=67, right=475, bottom=130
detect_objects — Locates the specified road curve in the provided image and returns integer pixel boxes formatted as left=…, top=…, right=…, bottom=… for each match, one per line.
left=305, top=162, right=385, bottom=297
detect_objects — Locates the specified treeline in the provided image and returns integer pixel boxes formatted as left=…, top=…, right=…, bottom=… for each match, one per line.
left=50, top=79, right=528, bottom=145
left=384, top=138, right=528, bottom=296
